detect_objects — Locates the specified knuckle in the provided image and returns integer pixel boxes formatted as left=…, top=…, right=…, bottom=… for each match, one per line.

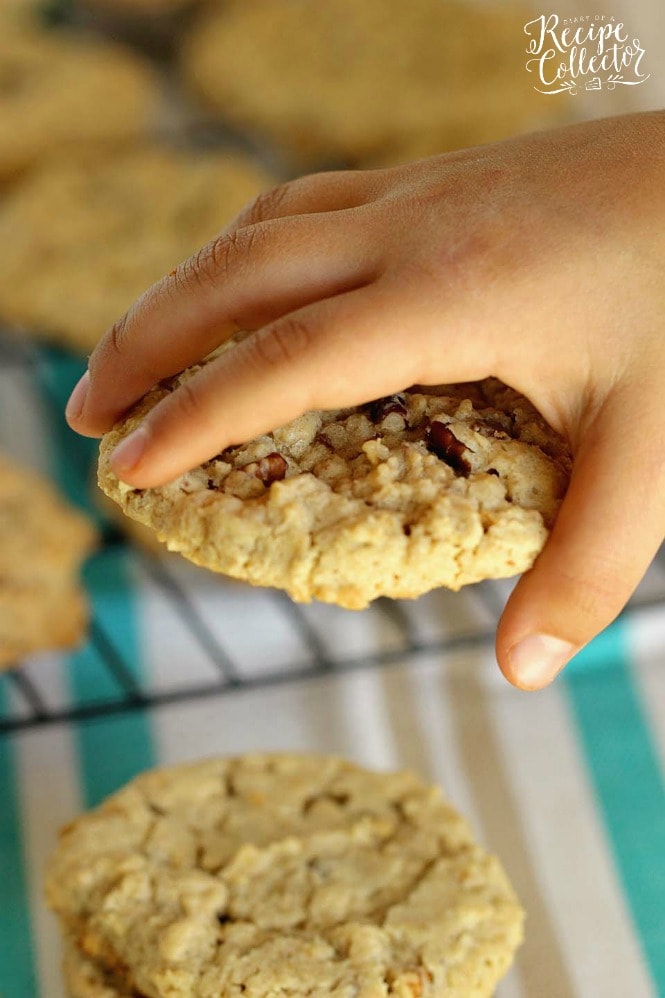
left=251, top=315, right=314, bottom=369
left=101, top=311, right=130, bottom=364
left=172, top=378, right=206, bottom=424
left=169, top=253, right=204, bottom=296
left=173, top=226, right=261, bottom=294
left=242, top=183, right=292, bottom=226
left=168, top=375, right=220, bottom=439
left=550, top=556, right=630, bottom=629
left=90, top=296, right=157, bottom=384
left=209, top=226, right=261, bottom=281
left=206, top=229, right=248, bottom=282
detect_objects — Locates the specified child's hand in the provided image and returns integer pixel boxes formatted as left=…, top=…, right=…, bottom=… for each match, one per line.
left=66, top=111, right=665, bottom=690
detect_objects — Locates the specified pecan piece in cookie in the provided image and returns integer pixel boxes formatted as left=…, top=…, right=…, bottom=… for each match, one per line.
left=426, top=420, right=472, bottom=477
left=251, top=452, right=288, bottom=486
left=369, top=393, right=408, bottom=425
left=98, top=360, right=571, bottom=609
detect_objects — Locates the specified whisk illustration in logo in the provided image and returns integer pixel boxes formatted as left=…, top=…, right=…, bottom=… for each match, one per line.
left=524, top=13, right=650, bottom=95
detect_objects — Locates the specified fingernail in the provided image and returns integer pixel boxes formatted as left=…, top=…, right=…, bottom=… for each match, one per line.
left=508, top=634, right=577, bottom=690
left=65, top=371, right=90, bottom=422
left=110, top=426, right=149, bottom=475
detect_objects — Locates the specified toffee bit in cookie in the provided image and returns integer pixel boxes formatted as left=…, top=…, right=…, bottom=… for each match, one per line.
left=369, top=393, right=408, bottom=424
left=426, top=420, right=472, bottom=477
left=253, top=452, right=288, bottom=485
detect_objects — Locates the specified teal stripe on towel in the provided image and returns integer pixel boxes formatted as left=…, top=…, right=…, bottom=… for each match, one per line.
left=36, top=347, right=155, bottom=807
left=563, top=621, right=665, bottom=994
left=0, top=685, right=38, bottom=998
left=70, top=547, right=155, bottom=806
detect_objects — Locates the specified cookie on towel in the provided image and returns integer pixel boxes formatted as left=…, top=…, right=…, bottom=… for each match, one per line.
left=0, top=453, right=96, bottom=668
left=98, top=357, right=571, bottom=609
left=48, top=753, right=524, bottom=997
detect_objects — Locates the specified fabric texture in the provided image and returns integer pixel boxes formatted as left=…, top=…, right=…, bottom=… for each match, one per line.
left=0, top=343, right=663, bottom=998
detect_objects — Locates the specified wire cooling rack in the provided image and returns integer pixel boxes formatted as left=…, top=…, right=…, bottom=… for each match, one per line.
left=2, top=331, right=665, bottom=737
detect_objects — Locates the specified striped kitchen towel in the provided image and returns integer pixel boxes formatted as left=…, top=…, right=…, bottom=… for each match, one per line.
left=0, top=342, right=664, bottom=998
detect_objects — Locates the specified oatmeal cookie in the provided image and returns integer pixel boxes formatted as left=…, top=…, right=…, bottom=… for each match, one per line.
left=77, top=0, right=205, bottom=58
left=98, top=359, right=571, bottom=609
left=0, top=0, right=35, bottom=26
left=0, top=149, right=272, bottom=353
left=48, top=753, right=524, bottom=997
left=93, top=473, right=167, bottom=557
left=181, top=0, right=566, bottom=169
left=82, top=0, right=200, bottom=12
left=0, top=21, right=158, bottom=182
left=0, top=454, right=97, bottom=668
left=64, top=936, right=126, bottom=997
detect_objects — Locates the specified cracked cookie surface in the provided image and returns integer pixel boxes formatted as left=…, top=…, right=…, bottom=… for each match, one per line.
left=98, top=359, right=571, bottom=609
left=0, top=149, right=272, bottom=353
left=0, top=453, right=97, bottom=668
left=48, top=753, right=524, bottom=998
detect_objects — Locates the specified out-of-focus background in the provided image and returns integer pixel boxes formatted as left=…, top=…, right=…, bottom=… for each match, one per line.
left=0, top=2, right=663, bottom=996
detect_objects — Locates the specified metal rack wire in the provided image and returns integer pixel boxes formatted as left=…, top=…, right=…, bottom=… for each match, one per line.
left=2, top=331, right=665, bottom=736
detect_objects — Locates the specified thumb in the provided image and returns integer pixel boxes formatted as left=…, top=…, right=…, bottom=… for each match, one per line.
left=496, top=386, right=665, bottom=691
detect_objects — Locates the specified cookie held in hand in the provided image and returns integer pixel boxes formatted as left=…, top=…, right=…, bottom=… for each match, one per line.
left=98, top=359, right=571, bottom=609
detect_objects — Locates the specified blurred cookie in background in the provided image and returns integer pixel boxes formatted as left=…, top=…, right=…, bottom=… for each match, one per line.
left=0, top=0, right=35, bottom=26
left=0, top=148, right=273, bottom=353
left=181, top=0, right=568, bottom=171
left=81, top=0, right=200, bottom=11
left=75, top=0, right=207, bottom=61
left=0, top=19, right=160, bottom=183
left=0, top=0, right=51, bottom=27
left=0, top=453, right=97, bottom=670
left=367, top=85, right=569, bottom=167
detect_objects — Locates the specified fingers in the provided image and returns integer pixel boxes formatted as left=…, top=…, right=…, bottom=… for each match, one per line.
left=70, top=208, right=379, bottom=438
left=496, top=383, right=665, bottom=690
left=107, top=283, right=413, bottom=487
left=107, top=273, right=495, bottom=488
left=223, top=169, right=389, bottom=233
